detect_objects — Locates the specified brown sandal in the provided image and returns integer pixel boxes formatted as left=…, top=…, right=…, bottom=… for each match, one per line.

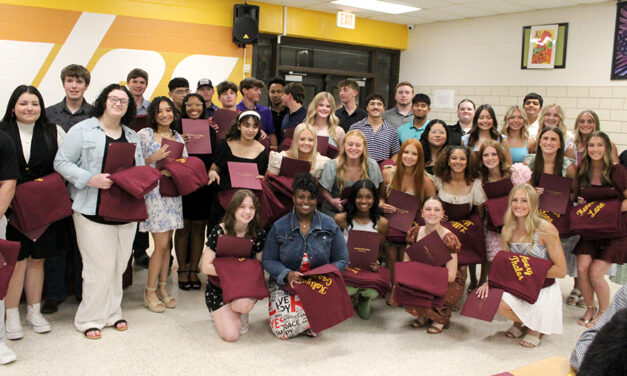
left=411, top=317, right=428, bottom=328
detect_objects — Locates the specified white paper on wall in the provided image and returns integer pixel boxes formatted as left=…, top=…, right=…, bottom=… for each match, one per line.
left=432, top=89, right=455, bottom=109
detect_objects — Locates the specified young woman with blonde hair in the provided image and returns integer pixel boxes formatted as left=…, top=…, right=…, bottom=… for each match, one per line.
left=266, top=123, right=330, bottom=179
left=476, top=184, right=566, bottom=348
left=501, top=105, right=536, bottom=164
left=566, top=110, right=619, bottom=165
left=304, top=91, right=345, bottom=148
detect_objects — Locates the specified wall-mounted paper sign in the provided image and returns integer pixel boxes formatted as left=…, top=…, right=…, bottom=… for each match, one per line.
left=432, top=89, right=455, bottom=109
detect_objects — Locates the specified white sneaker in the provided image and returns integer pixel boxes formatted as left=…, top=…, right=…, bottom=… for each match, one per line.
left=4, top=308, right=23, bottom=340
left=0, top=342, right=16, bottom=365
left=26, top=303, right=51, bottom=334
left=240, top=313, right=249, bottom=334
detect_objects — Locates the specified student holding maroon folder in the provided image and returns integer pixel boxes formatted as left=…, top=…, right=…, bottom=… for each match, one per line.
left=403, top=196, right=463, bottom=333
left=334, top=179, right=388, bottom=319
left=476, top=184, right=566, bottom=348
left=432, top=145, right=487, bottom=291
left=319, top=129, right=383, bottom=217
left=523, top=126, right=580, bottom=306
left=572, top=131, right=627, bottom=328
left=263, top=173, right=348, bottom=339
left=0, top=85, right=66, bottom=341
left=380, top=139, right=435, bottom=282
left=138, top=97, right=187, bottom=311
left=54, top=84, right=143, bottom=339
left=174, top=93, right=215, bottom=291
left=478, top=140, right=531, bottom=282
left=200, top=190, right=266, bottom=341
left=266, top=123, right=329, bottom=179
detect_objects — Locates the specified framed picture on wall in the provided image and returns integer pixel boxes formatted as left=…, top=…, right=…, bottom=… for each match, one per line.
left=611, top=2, right=627, bottom=80
left=521, top=23, right=568, bottom=69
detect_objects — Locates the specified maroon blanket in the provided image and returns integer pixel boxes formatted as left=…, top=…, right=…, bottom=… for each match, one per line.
left=9, top=172, right=72, bottom=237
left=211, top=257, right=269, bottom=303
left=159, top=175, right=179, bottom=197
left=569, top=200, right=626, bottom=240
left=99, top=167, right=158, bottom=222
left=284, top=264, right=353, bottom=333
left=164, top=157, right=208, bottom=196
left=394, top=261, right=448, bottom=297
left=539, top=207, right=571, bottom=238
left=442, top=212, right=486, bottom=265
left=488, top=251, right=553, bottom=304
left=341, top=266, right=391, bottom=297
left=0, top=239, right=20, bottom=300
left=108, top=166, right=161, bottom=199
left=485, top=196, right=509, bottom=230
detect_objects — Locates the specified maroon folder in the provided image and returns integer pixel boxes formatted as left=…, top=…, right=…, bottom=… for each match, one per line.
left=441, top=201, right=472, bottom=221
left=405, top=231, right=452, bottom=266
left=279, top=157, right=311, bottom=177
left=482, top=178, right=514, bottom=199
left=580, top=186, right=620, bottom=202
left=8, top=172, right=72, bottom=240
left=215, top=234, right=253, bottom=258
left=156, top=138, right=185, bottom=170
left=569, top=199, right=626, bottom=240
left=228, top=161, right=262, bottom=190
left=342, top=266, right=391, bottom=297
left=213, top=109, right=238, bottom=141
left=103, top=143, right=136, bottom=173
left=393, top=285, right=436, bottom=308
left=378, top=159, right=395, bottom=171
left=485, top=196, right=509, bottom=229
left=285, top=264, right=354, bottom=333
left=385, top=190, right=419, bottom=233
left=164, top=157, right=208, bottom=196
left=346, top=230, right=381, bottom=269
left=460, top=287, right=504, bottom=322
left=340, top=186, right=353, bottom=200
left=130, top=115, right=147, bottom=133
left=0, top=239, right=20, bottom=300
left=442, top=213, right=486, bottom=265
left=538, top=173, right=572, bottom=215
left=327, top=144, right=339, bottom=159
left=212, top=257, right=269, bottom=303
left=182, top=119, right=212, bottom=154
left=317, top=136, right=329, bottom=155
left=488, top=251, right=553, bottom=304
left=108, top=166, right=161, bottom=199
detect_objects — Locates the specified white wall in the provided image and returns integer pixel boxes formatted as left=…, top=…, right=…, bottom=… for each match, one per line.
left=399, top=1, right=627, bottom=150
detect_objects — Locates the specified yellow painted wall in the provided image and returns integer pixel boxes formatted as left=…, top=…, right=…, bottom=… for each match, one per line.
left=0, top=0, right=407, bottom=50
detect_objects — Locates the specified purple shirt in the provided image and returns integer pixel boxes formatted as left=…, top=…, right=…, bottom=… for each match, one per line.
left=236, top=101, right=275, bottom=135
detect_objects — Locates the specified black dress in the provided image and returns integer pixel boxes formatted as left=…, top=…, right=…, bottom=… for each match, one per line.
left=0, top=121, right=61, bottom=260
left=204, top=225, right=266, bottom=312
left=181, top=126, right=217, bottom=221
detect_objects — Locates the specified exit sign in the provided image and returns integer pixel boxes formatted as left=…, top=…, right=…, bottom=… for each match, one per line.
left=337, top=11, right=355, bottom=29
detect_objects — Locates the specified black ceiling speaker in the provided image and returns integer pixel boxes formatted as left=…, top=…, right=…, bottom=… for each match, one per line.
left=233, top=4, right=259, bottom=47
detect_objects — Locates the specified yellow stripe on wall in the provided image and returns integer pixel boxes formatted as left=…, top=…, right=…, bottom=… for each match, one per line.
left=0, top=0, right=407, bottom=50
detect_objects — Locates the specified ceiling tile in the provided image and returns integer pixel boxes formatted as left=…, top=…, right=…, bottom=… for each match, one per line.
left=409, top=8, right=463, bottom=21
left=466, top=0, right=533, bottom=14
left=430, top=5, right=495, bottom=18
left=508, top=0, right=577, bottom=10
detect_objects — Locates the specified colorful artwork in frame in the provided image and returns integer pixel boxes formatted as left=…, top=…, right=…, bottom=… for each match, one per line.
left=521, top=23, right=568, bottom=70
left=611, top=2, right=627, bottom=80
left=527, top=25, right=559, bottom=69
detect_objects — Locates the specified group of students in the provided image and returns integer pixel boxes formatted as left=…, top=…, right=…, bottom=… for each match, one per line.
left=0, top=63, right=625, bottom=367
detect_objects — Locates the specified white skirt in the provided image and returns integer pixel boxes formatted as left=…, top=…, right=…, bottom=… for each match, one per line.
left=502, top=282, right=563, bottom=335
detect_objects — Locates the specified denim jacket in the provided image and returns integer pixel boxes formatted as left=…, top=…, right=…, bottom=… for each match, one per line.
left=53, top=117, right=144, bottom=215
left=262, top=210, right=348, bottom=286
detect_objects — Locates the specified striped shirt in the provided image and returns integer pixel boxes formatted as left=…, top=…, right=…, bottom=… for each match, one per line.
left=349, top=118, right=400, bottom=162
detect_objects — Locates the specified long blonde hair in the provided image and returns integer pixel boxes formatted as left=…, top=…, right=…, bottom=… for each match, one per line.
left=337, top=129, right=370, bottom=191
left=305, top=92, right=341, bottom=145
left=286, top=122, right=319, bottom=167
left=501, top=184, right=545, bottom=249
left=538, top=104, right=567, bottom=135
left=501, top=105, right=529, bottom=141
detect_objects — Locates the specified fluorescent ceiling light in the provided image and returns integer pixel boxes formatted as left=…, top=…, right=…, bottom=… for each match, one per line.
left=331, top=0, right=420, bottom=15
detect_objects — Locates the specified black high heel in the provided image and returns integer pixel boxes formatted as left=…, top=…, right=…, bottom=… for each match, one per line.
left=189, top=269, right=201, bottom=290
left=177, top=269, right=191, bottom=290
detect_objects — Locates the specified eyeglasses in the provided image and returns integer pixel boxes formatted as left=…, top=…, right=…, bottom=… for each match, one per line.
left=173, top=89, right=190, bottom=96
left=107, top=96, right=129, bottom=106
